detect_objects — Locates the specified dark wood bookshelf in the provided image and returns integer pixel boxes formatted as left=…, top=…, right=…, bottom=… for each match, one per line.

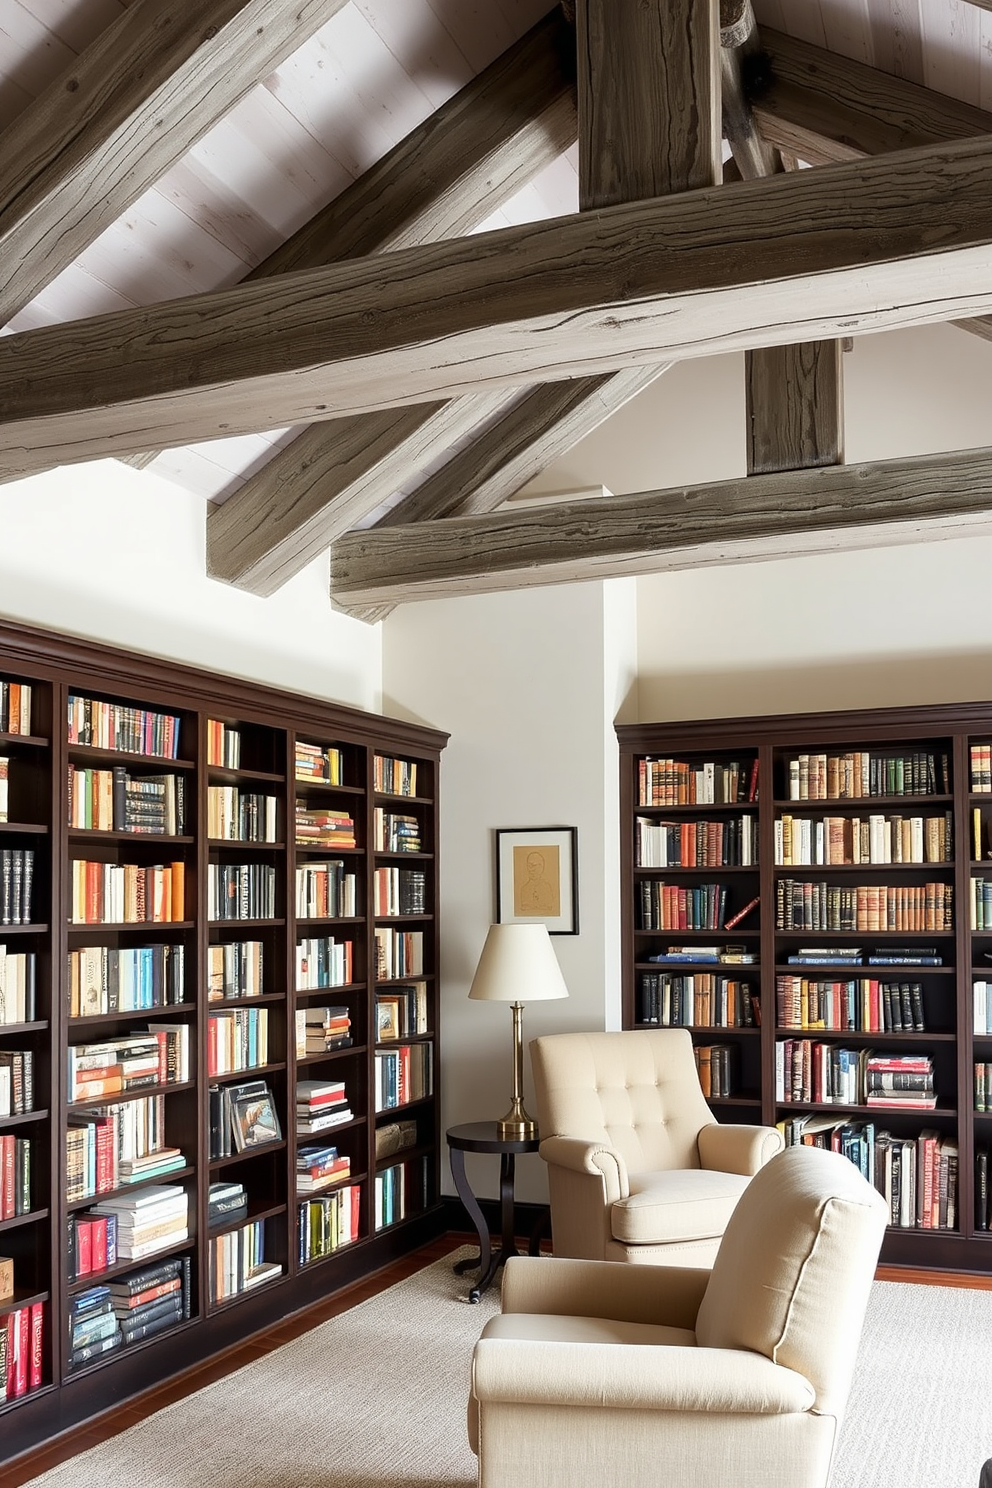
left=0, top=615, right=446, bottom=1462
left=618, top=702, right=992, bottom=1275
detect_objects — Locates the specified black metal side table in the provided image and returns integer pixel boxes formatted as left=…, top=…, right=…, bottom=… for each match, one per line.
left=446, top=1121, right=542, bottom=1302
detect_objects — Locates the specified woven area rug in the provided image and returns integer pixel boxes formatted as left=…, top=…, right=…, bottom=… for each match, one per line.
left=21, top=1254, right=992, bottom=1488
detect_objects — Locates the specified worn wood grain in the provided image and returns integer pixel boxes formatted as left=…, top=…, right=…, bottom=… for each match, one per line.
left=721, top=0, right=781, bottom=179
left=746, top=340, right=843, bottom=473
left=7, top=135, right=992, bottom=475
left=754, top=25, right=992, bottom=165
left=329, top=445, right=992, bottom=605
left=577, top=0, right=720, bottom=207
left=206, top=10, right=577, bottom=594
left=0, top=0, right=348, bottom=328
left=207, top=391, right=509, bottom=596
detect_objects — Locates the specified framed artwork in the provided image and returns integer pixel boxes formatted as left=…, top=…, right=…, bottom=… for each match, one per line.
left=230, top=1086, right=282, bottom=1151
left=376, top=995, right=401, bottom=1042
left=495, top=826, right=578, bottom=935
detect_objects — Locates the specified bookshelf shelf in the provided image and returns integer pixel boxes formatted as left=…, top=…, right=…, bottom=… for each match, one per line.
left=619, top=702, right=992, bottom=1273
left=0, top=619, right=446, bottom=1459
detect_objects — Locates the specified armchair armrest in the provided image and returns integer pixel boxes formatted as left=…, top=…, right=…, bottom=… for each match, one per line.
left=473, top=1338, right=815, bottom=1416
left=539, top=1135, right=629, bottom=1203
left=501, top=1255, right=710, bottom=1331
left=698, top=1123, right=784, bottom=1176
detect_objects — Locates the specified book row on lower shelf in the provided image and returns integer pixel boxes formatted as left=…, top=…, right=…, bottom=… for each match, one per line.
left=68, top=1256, right=191, bottom=1371
left=209, top=1219, right=282, bottom=1304
left=0, top=1302, right=44, bottom=1402
left=776, top=1043, right=936, bottom=1109
left=781, top=1116, right=957, bottom=1231
left=776, top=880, right=952, bottom=932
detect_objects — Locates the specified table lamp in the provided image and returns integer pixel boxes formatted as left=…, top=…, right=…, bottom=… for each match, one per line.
left=468, top=923, right=569, bottom=1139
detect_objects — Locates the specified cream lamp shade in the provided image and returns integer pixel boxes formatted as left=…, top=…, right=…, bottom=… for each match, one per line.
left=468, top=923, right=568, bottom=1138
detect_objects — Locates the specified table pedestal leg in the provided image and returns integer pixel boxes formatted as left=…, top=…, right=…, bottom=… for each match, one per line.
left=449, top=1145, right=491, bottom=1296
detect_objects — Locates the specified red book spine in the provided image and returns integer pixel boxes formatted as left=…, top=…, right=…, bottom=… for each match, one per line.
left=5, top=1314, right=14, bottom=1396
left=1, top=1134, right=13, bottom=1220
left=13, top=1306, right=29, bottom=1397
left=28, top=1302, right=43, bottom=1390
left=76, top=1219, right=93, bottom=1277
left=90, top=1216, right=108, bottom=1273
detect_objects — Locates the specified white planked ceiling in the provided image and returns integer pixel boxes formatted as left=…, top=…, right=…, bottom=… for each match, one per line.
left=0, top=0, right=989, bottom=509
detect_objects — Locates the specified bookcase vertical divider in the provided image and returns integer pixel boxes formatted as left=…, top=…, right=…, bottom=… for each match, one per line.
left=757, top=741, right=777, bottom=1129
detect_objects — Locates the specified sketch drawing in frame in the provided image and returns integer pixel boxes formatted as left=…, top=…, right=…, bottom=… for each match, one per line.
left=495, top=827, right=578, bottom=935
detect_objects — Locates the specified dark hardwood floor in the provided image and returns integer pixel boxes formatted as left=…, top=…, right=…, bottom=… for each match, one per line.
left=4, top=1237, right=990, bottom=1487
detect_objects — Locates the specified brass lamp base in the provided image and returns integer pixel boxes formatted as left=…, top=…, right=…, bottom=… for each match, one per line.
left=497, top=1096, right=538, bottom=1141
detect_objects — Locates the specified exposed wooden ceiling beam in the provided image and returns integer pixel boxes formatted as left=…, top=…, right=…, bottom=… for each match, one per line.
left=0, top=0, right=348, bottom=329
left=207, top=391, right=510, bottom=597
left=577, top=0, right=720, bottom=208
left=205, top=8, right=577, bottom=594
left=7, top=134, right=992, bottom=477
left=745, top=340, right=843, bottom=474
left=755, top=25, right=992, bottom=165
left=329, top=446, right=992, bottom=605
left=720, top=0, right=781, bottom=179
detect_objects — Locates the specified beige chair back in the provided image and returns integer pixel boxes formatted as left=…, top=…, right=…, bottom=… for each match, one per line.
left=531, top=1029, right=715, bottom=1173
left=696, top=1144, right=888, bottom=1418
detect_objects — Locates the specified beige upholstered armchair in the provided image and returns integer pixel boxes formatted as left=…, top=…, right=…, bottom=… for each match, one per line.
left=530, top=1029, right=783, bottom=1264
left=469, top=1145, right=888, bottom=1488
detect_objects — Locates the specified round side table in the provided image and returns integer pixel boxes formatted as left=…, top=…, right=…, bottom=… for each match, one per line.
left=446, top=1121, right=543, bottom=1302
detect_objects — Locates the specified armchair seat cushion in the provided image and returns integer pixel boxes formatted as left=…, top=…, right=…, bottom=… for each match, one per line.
left=482, top=1312, right=697, bottom=1350
left=612, top=1168, right=751, bottom=1245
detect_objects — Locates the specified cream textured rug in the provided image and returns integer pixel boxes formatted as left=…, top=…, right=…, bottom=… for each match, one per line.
left=21, top=1252, right=992, bottom=1488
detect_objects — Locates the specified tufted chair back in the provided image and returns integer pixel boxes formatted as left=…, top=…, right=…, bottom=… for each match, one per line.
left=531, top=1029, right=714, bottom=1173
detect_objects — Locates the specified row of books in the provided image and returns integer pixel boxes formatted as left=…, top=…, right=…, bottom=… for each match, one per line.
left=67, top=1026, right=190, bottom=1102
left=372, top=865, right=427, bottom=916
left=693, top=1043, right=737, bottom=1098
left=67, top=1209, right=118, bottom=1280
left=296, top=935, right=354, bottom=990
left=68, top=767, right=186, bottom=835
left=975, top=1064, right=992, bottom=1112
left=0, top=1301, right=43, bottom=1400
left=0, top=948, right=35, bottom=1024
left=298, top=1183, right=360, bottom=1263
left=374, top=754, right=418, bottom=798
left=779, top=1115, right=957, bottom=1230
left=638, top=882, right=729, bottom=932
left=207, top=787, right=277, bottom=843
left=296, top=1004, right=352, bottom=1057
left=970, top=878, right=992, bottom=931
left=207, top=863, right=276, bottom=922
left=296, top=859, right=357, bottom=919
left=66, top=1096, right=181, bottom=1201
left=970, top=744, right=992, bottom=793
left=375, top=983, right=428, bottom=1040
left=206, top=720, right=240, bottom=769
left=374, top=1043, right=433, bottom=1112
left=775, top=880, right=952, bottom=933
left=635, top=814, right=757, bottom=869
left=208, top=1219, right=281, bottom=1303
left=0, top=682, right=32, bottom=736
left=0, top=1049, right=33, bottom=1115
left=69, top=943, right=185, bottom=1017
left=646, top=945, right=756, bottom=965
left=67, top=1258, right=191, bottom=1372
left=296, top=803, right=355, bottom=847
left=776, top=1044, right=936, bottom=1109
left=776, top=976, right=926, bottom=1033
left=70, top=860, right=185, bottom=924
left=207, top=1006, right=269, bottom=1076
left=374, top=927, right=423, bottom=980
left=296, top=741, right=343, bottom=785
left=638, top=757, right=758, bottom=807
left=374, top=1155, right=429, bottom=1232
left=0, top=848, right=34, bottom=925
left=0, top=1134, right=31, bottom=1219
left=68, top=695, right=180, bottom=760
left=208, top=940, right=262, bottom=1001
left=637, top=973, right=757, bottom=1029
left=785, top=750, right=949, bottom=801
left=775, top=812, right=952, bottom=867
left=374, top=808, right=422, bottom=853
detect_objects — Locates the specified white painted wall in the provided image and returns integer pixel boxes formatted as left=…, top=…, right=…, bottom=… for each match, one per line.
left=381, top=580, right=637, bottom=1202
left=630, top=324, right=992, bottom=719
left=0, top=460, right=381, bottom=710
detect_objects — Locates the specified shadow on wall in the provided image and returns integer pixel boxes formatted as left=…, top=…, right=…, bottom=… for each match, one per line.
left=636, top=651, right=992, bottom=723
